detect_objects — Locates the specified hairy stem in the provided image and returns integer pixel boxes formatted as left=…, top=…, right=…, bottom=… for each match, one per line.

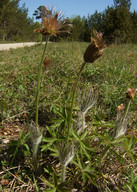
left=33, top=143, right=38, bottom=172
left=113, top=99, right=131, bottom=139
left=101, top=99, right=131, bottom=163
left=61, top=164, right=66, bottom=182
left=35, top=36, right=50, bottom=125
left=67, top=61, right=86, bottom=141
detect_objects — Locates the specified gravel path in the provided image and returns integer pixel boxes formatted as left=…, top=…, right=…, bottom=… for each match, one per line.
left=0, top=42, right=40, bottom=51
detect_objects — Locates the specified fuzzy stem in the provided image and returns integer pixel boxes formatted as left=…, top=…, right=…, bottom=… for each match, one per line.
left=112, top=99, right=131, bottom=139
left=33, top=143, right=38, bottom=172
left=35, top=36, right=50, bottom=125
left=67, top=61, right=86, bottom=141
left=61, top=164, right=66, bottom=182
left=101, top=99, right=132, bottom=163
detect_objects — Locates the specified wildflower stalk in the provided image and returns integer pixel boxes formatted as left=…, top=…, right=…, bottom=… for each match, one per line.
left=33, top=143, right=39, bottom=172
left=112, top=99, right=131, bottom=139
left=67, top=31, right=106, bottom=141
left=61, top=164, right=66, bottom=182
left=29, top=122, right=42, bottom=175
left=35, top=36, right=50, bottom=125
left=67, top=61, right=86, bottom=141
left=101, top=99, right=132, bottom=163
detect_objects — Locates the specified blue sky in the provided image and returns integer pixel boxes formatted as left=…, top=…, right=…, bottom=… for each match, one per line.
left=19, top=0, right=137, bottom=19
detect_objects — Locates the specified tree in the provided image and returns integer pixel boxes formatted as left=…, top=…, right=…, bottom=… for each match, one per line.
left=69, top=16, right=85, bottom=41
left=131, top=11, right=137, bottom=42
left=113, top=0, right=131, bottom=9
left=87, top=10, right=104, bottom=32
left=0, top=0, right=41, bottom=41
left=102, top=0, right=132, bottom=43
left=83, top=17, right=91, bottom=42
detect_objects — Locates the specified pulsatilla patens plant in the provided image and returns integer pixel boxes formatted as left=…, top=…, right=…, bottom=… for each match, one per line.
left=55, top=30, right=106, bottom=182
left=101, top=88, right=136, bottom=162
left=113, top=88, right=136, bottom=139
left=29, top=6, right=72, bottom=174
left=67, top=30, right=106, bottom=139
left=40, top=30, right=106, bottom=187
left=32, top=21, right=137, bottom=191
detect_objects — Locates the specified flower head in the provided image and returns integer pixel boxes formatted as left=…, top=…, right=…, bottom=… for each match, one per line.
left=43, top=56, right=52, bottom=68
left=126, top=88, right=136, bottom=100
left=117, top=104, right=125, bottom=113
left=34, top=6, right=72, bottom=36
left=84, top=30, right=106, bottom=63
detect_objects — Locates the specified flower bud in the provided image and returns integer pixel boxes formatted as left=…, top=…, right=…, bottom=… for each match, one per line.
left=84, top=30, right=106, bottom=63
left=126, top=88, right=136, bottom=99
left=43, top=57, right=51, bottom=68
left=117, top=104, right=124, bottom=113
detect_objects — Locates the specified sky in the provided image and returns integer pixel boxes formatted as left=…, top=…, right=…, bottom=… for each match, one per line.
left=19, top=0, right=137, bottom=20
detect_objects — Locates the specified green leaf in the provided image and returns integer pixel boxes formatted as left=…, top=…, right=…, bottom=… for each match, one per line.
left=76, top=154, right=83, bottom=169
left=33, top=175, right=39, bottom=192
left=84, top=172, right=96, bottom=186
left=53, top=172, right=58, bottom=187
left=111, top=137, right=125, bottom=144
left=42, top=137, right=57, bottom=143
left=48, top=146, right=59, bottom=157
left=46, top=126, right=56, bottom=137
left=71, top=160, right=79, bottom=168
left=72, top=130, right=80, bottom=140
left=44, top=188, right=56, bottom=192
left=133, top=184, right=137, bottom=189
left=41, top=177, right=54, bottom=188
left=128, top=136, right=134, bottom=150
left=80, top=130, right=89, bottom=140
left=82, top=172, right=86, bottom=184
left=81, top=141, right=95, bottom=152
left=134, top=175, right=137, bottom=182
left=24, top=132, right=30, bottom=141
left=81, top=144, right=91, bottom=158
left=24, top=144, right=30, bottom=152
left=128, top=152, right=137, bottom=163
left=93, top=131, right=107, bottom=140
left=41, top=143, right=54, bottom=152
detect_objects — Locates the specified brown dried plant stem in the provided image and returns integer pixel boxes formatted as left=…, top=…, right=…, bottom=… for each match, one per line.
left=67, top=61, right=86, bottom=141
left=35, top=36, right=50, bottom=125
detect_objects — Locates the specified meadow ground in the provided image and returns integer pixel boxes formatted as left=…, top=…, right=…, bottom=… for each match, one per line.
left=0, top=42, right=136, bottom=124
left=0, top=42, right=137, bottom=191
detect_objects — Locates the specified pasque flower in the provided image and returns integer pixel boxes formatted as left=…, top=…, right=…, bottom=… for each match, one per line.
left=84, top=30, right=106, bottom=63
left=43, top=56, right=52, bottom=68
left=34, top=6, right=72, bottom=36
left=126, top=88, right=136, bottom=100
left=117, top=103, right=124, bottom=112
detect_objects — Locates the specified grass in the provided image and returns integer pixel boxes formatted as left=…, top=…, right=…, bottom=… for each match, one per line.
left=0, top=42, right=136, bottom=122
left=0, top=42, right=137, bottom=191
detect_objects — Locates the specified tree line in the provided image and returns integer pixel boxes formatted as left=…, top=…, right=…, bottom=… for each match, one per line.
left=0, top=0, right=41, bottom=42
left=0, top=0, right=137, bottom=43
left=68, top=0, right=137, bottom=43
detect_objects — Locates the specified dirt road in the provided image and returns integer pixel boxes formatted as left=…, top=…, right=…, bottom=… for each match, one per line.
left=0, top=42, right=39, bottom=51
